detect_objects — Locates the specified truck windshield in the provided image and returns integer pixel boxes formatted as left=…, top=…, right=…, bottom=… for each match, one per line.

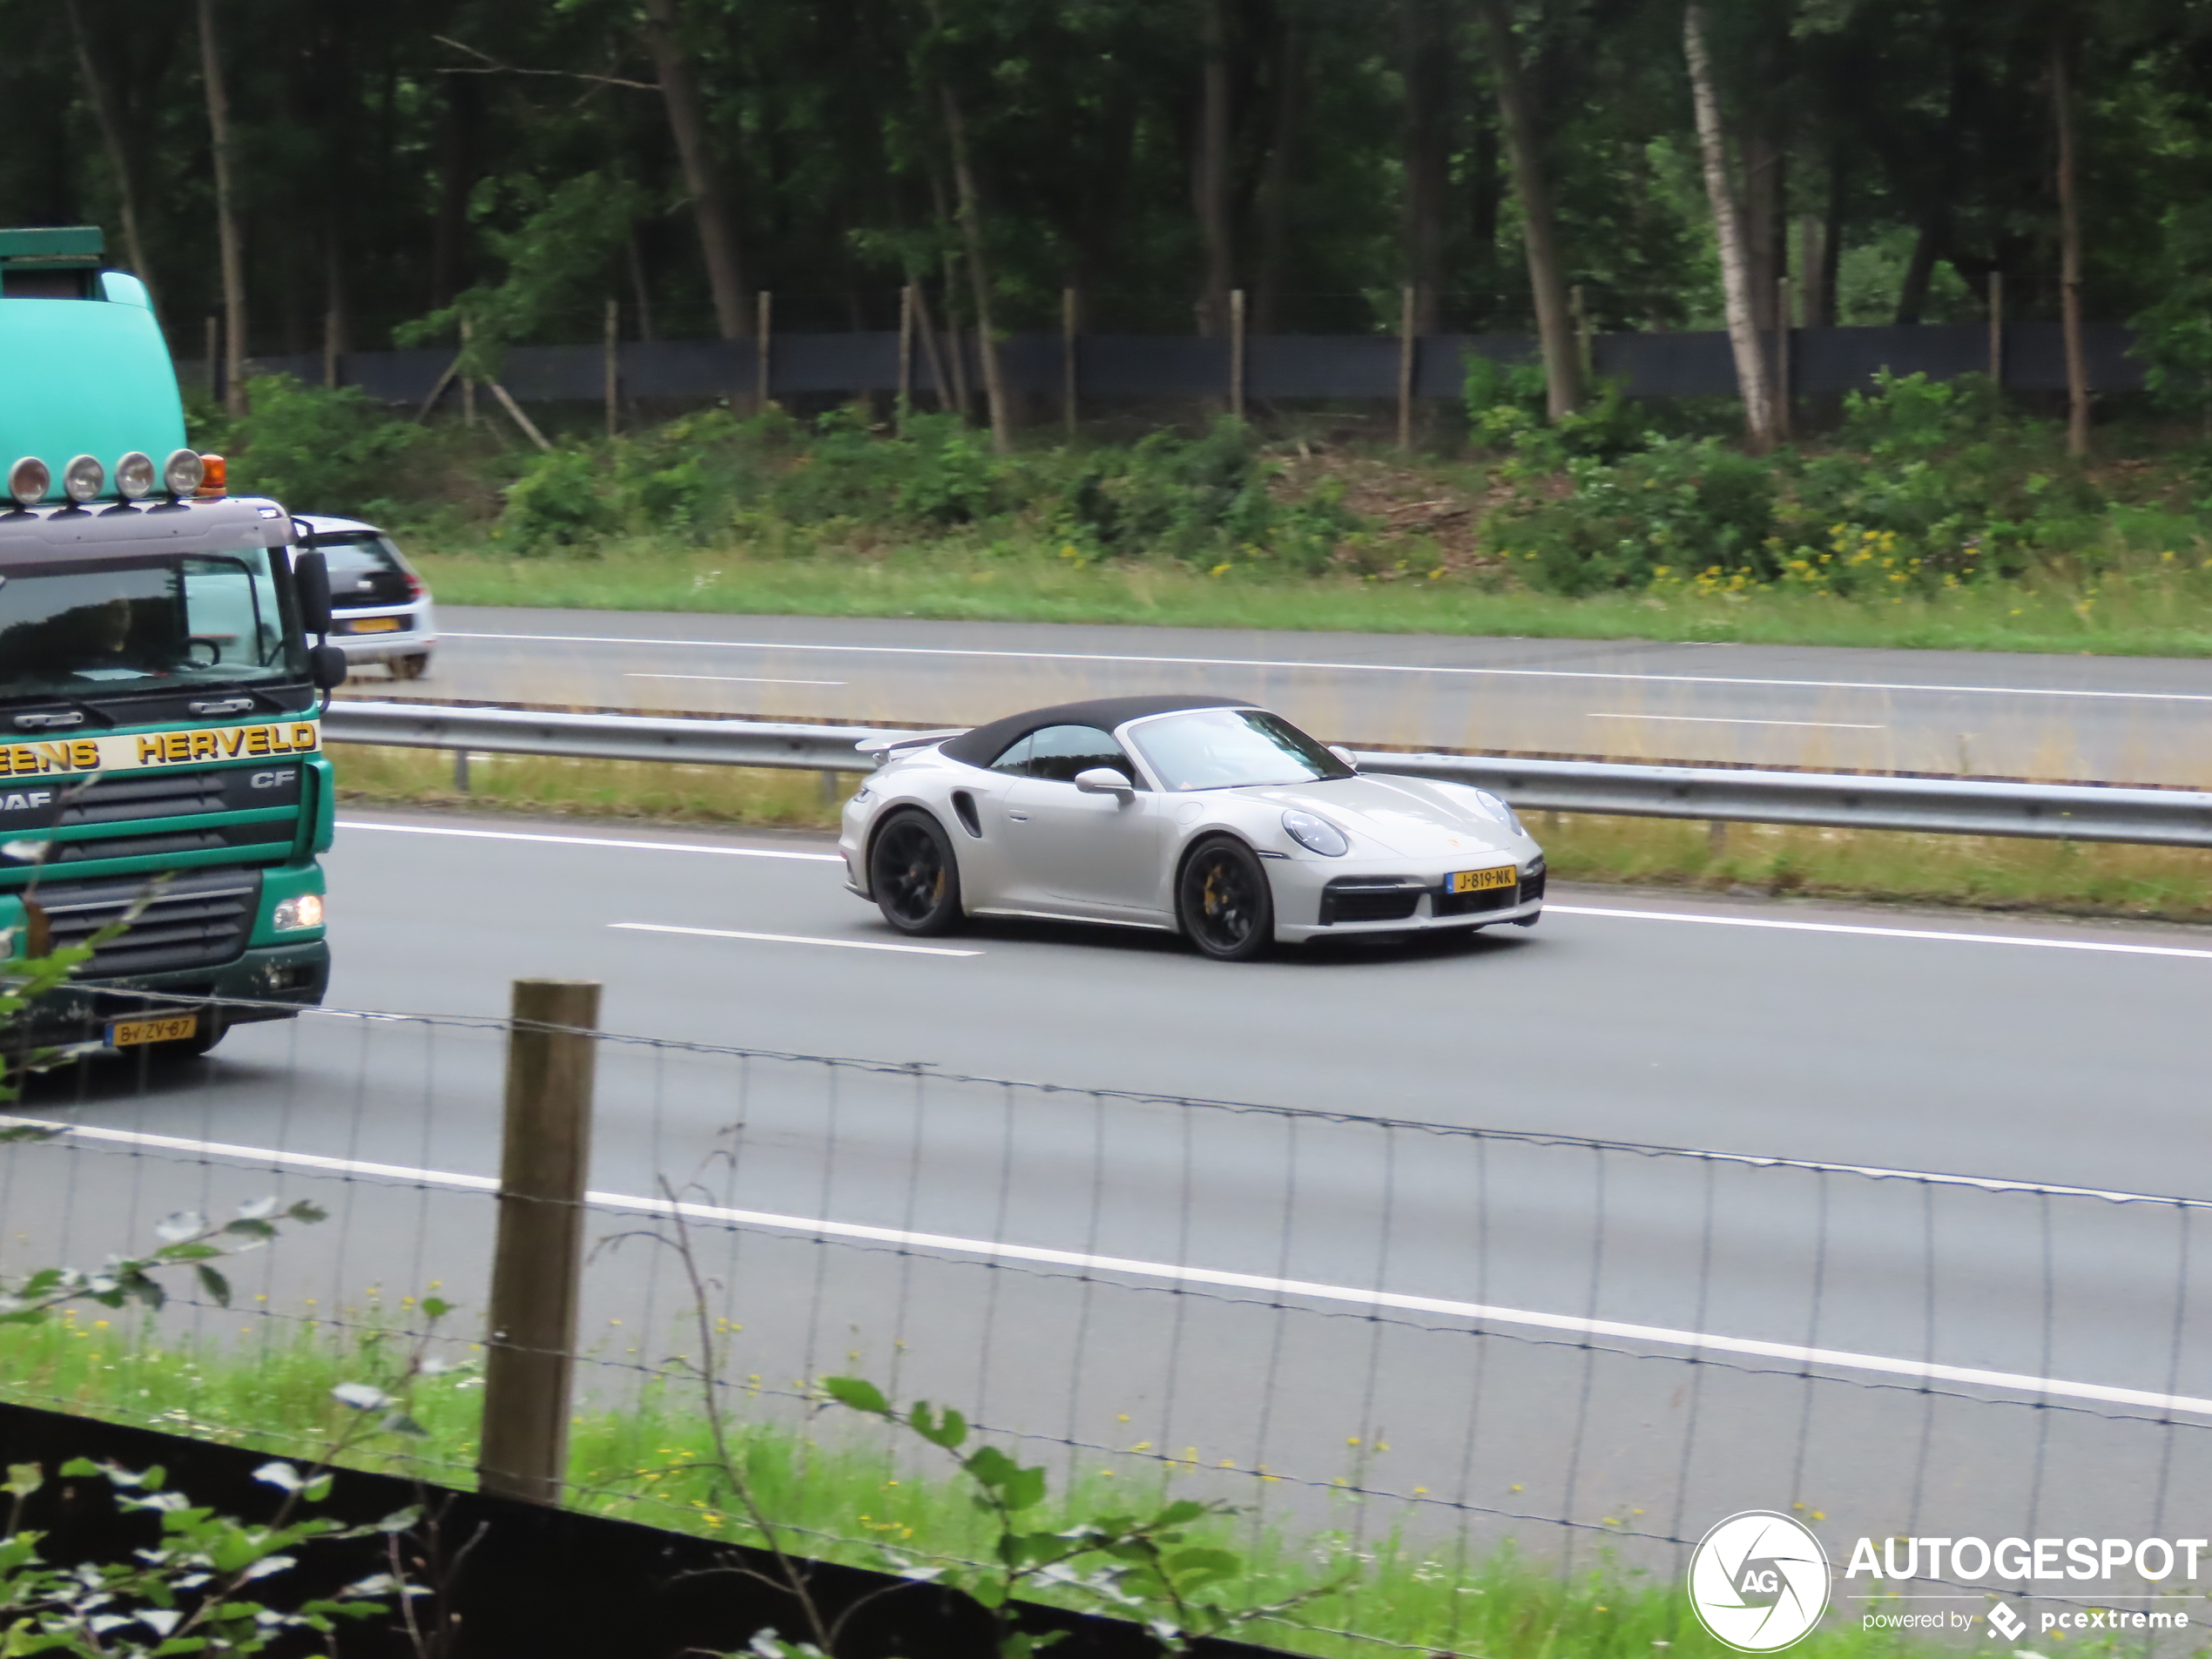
left=0, top=548, right=306, bottom=703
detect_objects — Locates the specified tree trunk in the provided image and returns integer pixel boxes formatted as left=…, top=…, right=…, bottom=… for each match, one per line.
left=1892, top=212, right=1945, bottom=324
left=196, top=0, right=246, bottom=415
left=1816, top=146, right=1844, bottom=327
left=639, top=0, right=750, bottom=340
left=1401, top=0, right=1449, bottom=334
left=937, top=80, right=1011, bottom=452
left=66, top=0, right=158, bottom=315
left=1474, top=0, right=1581, bottom=418
left=1252, top=13, right=1304, bottom=335
left=2052, top=29, right=2089, bottom=458
left=428, top=73, right=480, bottom=312
left=1192, top=0, right=1234, bottom=337
left=1683, top=2, right=1774, bottom=451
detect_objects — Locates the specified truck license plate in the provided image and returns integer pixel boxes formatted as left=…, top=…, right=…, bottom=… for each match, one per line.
left=107, top=1014, right=199, bottom=1048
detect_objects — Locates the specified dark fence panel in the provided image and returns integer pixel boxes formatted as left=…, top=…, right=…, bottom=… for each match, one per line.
left=183, top=320, right=2146, bottom=409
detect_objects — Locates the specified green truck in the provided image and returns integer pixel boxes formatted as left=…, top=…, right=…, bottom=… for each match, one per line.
left=1, top=226, right=347, bottom=1060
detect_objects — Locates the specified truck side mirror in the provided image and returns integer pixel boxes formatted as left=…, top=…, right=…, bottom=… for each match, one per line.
left=293, top=550, right=333, bottom=636
left=309, top=643, right=349, bottom=691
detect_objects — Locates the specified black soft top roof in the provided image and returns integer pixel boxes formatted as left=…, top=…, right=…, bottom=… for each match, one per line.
left=938, top=693, right=1257, bottom=768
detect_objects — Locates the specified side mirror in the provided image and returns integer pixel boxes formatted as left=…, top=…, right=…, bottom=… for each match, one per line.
left=309, top=643, right=350, bottom=691
left=1073, top=766, right=1136, bottom=801
left=1329, top=745, right=1359, bottom=771
left=294, top=550, right=334, bottom=636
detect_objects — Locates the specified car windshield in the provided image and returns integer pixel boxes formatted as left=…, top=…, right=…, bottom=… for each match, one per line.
left=1126, top=707, right=1352, bottom=792
left=0, top=550, right=306, bottom=703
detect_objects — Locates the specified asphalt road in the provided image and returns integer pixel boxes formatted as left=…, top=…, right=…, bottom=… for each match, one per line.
left=362, top=605, right=2212, bottom=785
left=7, top=809, right=2210, bottom=1586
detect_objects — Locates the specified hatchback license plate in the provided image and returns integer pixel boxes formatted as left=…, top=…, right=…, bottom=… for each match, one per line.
left=1447, top=866, right=1517, bottom=894
left=107, top=1014, right=198, bottom=1048
left=347, top=617, right=402, bottom=634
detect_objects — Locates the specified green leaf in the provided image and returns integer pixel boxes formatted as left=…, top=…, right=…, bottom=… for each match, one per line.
left=285, top=1200, right=329, bottom=1224
left=419, top=1296, right=451, bottom=1320
left=195, top=1265, right=233, bottom=1308
left=912, top=1402, right=968, bottom=1450
left=222, top=1218, right=277, bottom=1240
left=819, top=1375, right=889, bottom=1416
left=57, top=1456, right=104, bottom=1478
left=3, top=1462, right=40, bottom=1499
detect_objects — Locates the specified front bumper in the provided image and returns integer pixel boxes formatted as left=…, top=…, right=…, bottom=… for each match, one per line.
left=6, top=940, right=330, bottom=1050
left=1270, top=854, right=1546, bottom=943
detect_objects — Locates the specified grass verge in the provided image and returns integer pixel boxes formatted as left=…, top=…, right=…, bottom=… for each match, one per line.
left=0, top=1307, right=1948, bottom=1659
left=332, top=745, right=2212, bottom=925
left=409, top=538, right=2212, bottom=658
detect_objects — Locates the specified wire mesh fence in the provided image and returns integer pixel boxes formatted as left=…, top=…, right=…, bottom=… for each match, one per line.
left=3, top=988, right=2207, bottom=1650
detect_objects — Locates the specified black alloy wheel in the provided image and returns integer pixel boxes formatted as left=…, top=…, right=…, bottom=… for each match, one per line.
left=1177, top=837, right=1275, bottom=961
left=869, top=810, right=965, bottom=935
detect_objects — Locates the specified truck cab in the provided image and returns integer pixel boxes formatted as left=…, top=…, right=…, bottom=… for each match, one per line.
left=1, top=227, right=337, bottom=1060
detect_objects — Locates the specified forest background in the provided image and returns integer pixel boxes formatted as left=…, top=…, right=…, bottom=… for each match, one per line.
left=10, top=0, right=2212, bottom=652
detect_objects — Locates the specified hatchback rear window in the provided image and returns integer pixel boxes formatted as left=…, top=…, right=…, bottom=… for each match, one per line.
left=314, top=534, right=414, bottom=609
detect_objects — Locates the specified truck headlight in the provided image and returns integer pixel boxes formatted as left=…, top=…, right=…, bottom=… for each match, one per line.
left=62, top=455, right=105, bottom=502
left=113, top=452, right=155, bottom=500
left=272, top=894, right=326, bottom=931
left=162, top=448, right=205, bottom=498
left=7, top=455, right=49, bottom=507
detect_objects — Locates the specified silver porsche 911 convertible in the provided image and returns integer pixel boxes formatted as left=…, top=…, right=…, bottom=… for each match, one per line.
left=839, top=694, right=1544, bottom=961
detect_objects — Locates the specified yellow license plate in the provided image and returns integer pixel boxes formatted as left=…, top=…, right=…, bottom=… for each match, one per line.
left=347, top=617, right=402, bottom=633
left=1447, top=866, right=1518, bottom=894
left=107, top=1015, right=199, bottom=1048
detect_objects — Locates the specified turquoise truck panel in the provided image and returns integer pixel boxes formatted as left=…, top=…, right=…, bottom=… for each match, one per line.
left=0, top=297, right=187, bottom=501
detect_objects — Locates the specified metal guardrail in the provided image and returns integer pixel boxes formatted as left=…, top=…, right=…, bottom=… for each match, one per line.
left=325, top=699, right=2212, bottom=849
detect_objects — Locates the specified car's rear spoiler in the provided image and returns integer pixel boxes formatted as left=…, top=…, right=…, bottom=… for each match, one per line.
left=854, top=728, right=967, bottom=762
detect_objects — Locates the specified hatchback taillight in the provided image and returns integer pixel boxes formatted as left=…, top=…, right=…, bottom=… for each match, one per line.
left=403, top=572, right=424, bottom=599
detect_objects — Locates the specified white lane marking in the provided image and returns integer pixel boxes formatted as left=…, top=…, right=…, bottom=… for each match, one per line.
left=1588, top=712, right=1885, bottom=731
left=612, top=921, right=979, bottom=957
left=627, top=672, right=846, bottom=686
left=4, top=1113, right=2203, bottom=1420
left=335, top=819, right=841, bottom=861
left=445, top=631, right=2212, bottom=705
left=1552, top=903, right=2212, bottom=961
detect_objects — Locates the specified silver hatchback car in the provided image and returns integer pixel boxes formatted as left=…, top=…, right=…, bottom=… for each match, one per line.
left=292, top=514, right=437, bottom=680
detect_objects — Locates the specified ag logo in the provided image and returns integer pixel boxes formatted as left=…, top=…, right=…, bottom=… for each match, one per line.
left=1688, top=1510, right=1831, bottom=1652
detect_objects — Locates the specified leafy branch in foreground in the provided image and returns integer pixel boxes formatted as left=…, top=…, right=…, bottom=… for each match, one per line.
left=819, top=1377, right=1340, bottom=1658
left=0, top=1198, right=331, bottom=1328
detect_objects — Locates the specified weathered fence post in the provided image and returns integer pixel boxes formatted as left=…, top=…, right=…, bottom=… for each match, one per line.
left=1988, top=271, right=2005, bottom=389
left=478, top=977, right=601, bottom=1506
left=1774, top=275, right=1793, bottom=442
left=1062, top=285, right=1079, bottom=438
left=604, top=297, right=619, bottom=440
left=756, top=290, right=773, bottom=412
left=897, top=283, right=915, bottom=428
left=1397, top=285, right=1416, bottom=451
left=1228, top=287, right=1246, bottom=419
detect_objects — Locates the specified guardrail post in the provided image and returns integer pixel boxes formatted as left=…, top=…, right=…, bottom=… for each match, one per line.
left=478, top=978, right=601, bottom=1505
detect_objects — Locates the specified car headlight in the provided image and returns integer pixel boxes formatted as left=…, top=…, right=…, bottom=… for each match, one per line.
left=1282, top=809, right=1349, bottom=857
left=271, top=894, right=326, bottom=932
left=1470, top=789, right=1525, bottom=837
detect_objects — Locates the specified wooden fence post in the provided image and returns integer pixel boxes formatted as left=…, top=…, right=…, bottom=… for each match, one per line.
left=322, top=308, right=339, bottom=390
left=604, top=297, right=619, bottom=440
left=897, top=283, right=915, bottom=428
left=1062, top=285, right=1079, bottom=439
left=1397, top=285, right=1416, bottom=451
left=205, top=315, right=219, bottom=401
left=756, top=290, right=772, bottom=412
left=1988, top=271, right=2005, bottom=389
left=1774, top=275, right=1793, bottom=442
left=477, top=978, right=601, bottom=1506
left=460, top=316, right=476, bottom=430
left=1228, top=287, right=1246, bottom=419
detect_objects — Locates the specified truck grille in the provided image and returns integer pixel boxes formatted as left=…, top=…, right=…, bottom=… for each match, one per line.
left=48, top=820, right=296, bottom=865
left=10, top=765, right=302, bottom=867
left=31, top=870, right=261, bottom=975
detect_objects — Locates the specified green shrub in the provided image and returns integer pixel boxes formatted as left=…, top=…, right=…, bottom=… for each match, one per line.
left=500, top=445, right=621, bottom=552
left=225, top=374, right=431, bottom=518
